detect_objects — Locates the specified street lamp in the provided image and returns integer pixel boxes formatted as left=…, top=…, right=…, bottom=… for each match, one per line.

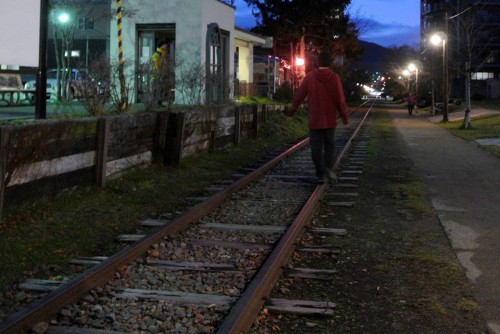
left=58, top=12, right=70, bottom=24
left=431, top=32, right=448, bottom=122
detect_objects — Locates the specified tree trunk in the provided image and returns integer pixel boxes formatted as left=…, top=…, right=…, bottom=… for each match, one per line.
left=463, top=60, right=472, bottom=129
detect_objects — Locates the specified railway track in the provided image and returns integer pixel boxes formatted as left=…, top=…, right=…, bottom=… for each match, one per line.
left=0, top=101, right=374, bottom=334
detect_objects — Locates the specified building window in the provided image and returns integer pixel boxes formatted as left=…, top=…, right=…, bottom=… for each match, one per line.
left=472, top=72, right=494, bottom=80
left=205, top=23, right=229, bottom=104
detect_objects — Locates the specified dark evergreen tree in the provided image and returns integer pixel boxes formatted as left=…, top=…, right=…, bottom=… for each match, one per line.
left=243, top=0, right=359, bottom=68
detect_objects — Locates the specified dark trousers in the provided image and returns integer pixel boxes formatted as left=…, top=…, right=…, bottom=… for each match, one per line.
left=408, top=104, right=415, bottom=115
left=309, top=128, right=336, bottom=178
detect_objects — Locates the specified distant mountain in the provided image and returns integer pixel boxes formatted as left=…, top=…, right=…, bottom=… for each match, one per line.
left=351, top=40, right=391, bottom=73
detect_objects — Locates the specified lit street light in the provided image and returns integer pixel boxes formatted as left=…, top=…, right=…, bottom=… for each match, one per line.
left=58, top=12, right=70, bottom=24
left=408, top=62, right=419, bottom=107
left=431, top=32, right=448, bottom=122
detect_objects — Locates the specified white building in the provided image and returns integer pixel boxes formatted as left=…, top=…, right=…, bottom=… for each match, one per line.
left=109, top=0, right=265, bottom=105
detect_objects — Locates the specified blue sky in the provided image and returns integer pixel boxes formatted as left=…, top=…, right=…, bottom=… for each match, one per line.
left=234, top=0, right=420, bottom=48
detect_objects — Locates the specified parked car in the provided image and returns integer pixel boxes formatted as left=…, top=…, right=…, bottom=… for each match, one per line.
left=24, top=69, right=107, bottom=100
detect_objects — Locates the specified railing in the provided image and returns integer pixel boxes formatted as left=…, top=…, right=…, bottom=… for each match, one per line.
left=0, top=89, right=36, bottom=106
left=0, top=104, right=282, bottom=218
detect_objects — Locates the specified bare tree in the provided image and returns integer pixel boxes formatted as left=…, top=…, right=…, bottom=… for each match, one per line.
left=449, top=2, right=493, bottom=127
left=108, top=59, right=135, bottom=113
left=49, top=0, right=112, bottom=102
left=79, top=55, right=110, bottom=115
left=176, top=62, right=207, bottom=107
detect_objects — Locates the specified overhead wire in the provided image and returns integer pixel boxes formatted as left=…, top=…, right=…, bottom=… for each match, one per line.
left=448, top=0, right=481, bottom=19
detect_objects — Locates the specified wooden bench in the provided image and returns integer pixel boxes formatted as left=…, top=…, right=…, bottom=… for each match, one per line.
left=0, top=89, right=36, bottom=106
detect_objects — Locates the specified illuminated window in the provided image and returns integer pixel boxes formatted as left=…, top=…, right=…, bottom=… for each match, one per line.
left=472, top=72, right=494, bottom=80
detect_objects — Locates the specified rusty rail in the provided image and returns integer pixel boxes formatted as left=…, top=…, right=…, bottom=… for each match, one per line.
left=216, top=101, right=374, bottom=333
left=0, top=138, right=310, bottom=334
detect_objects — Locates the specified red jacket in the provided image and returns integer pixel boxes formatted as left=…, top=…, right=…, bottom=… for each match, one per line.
left=288, top=68, right=348, bottom=129
left=407, top=95, right=416, bottom=105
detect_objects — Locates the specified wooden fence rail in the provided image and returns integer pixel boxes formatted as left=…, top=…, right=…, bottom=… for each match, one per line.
left=0, top=104, right=284, bottom=218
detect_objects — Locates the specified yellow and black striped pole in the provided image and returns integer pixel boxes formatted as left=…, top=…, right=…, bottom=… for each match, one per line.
left=116, top=0, right=127, bottom=112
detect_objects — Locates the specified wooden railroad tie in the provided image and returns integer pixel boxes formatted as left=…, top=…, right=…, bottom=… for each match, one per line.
left=198, top=223, right=285, bottom=234
left=341, top=170, right=363, bottom=175
left=189, top=239, right=273, bottom=250
left=326, top=201, right=355, bottom=208
left=114, top=288, right=236, bottom=305
left=287, top=267, right=337, bottom=280
left=297, top=244, right=342, bottom=255
left=309, top=227, right=348, bottom=236
left=265, top=298, right=336, bottom=316
left=145, top=259, right=238, bottom=272
left=47, top=326, right=126, bottom=334
left=140, top=219, right=170, bottom=227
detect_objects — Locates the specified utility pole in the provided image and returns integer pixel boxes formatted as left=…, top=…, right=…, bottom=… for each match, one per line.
left=116, top=0, right=127, bottom=112
left=35, top=0, right=49, bottom=119
left=443, top=12, right=449, bottom=122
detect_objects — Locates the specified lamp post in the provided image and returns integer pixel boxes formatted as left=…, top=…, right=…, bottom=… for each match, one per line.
left=408, top=63, right=419, bottom=107
left=58, top=12, right=70, bottom=61
left=431, top=32, right=448, bottom=122
left=35, top=0, right=49, bottom=119
left=402, top=69, right=411, bottom=93
left=55, top=10, right=72, bottom=101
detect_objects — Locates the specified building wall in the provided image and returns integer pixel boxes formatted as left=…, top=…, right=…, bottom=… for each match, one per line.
left=201, top=0, right=235, bottom=67
left=109, top=0, right=234, bottom=103
left=236, top=40, right=252, bottom=83
left=487, top=79, right=500, bottom=99
left=421, top=0, right=500, bottom=99
left=234, top=29, right=266, bottom=98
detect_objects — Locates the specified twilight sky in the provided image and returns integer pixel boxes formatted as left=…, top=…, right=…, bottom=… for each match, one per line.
left=234, top=0, right=421, bottom=49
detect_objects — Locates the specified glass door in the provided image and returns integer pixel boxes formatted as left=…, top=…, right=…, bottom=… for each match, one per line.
left=137, top=31, right=154, bottom=103
left=136, top=24, right=175, bottom=103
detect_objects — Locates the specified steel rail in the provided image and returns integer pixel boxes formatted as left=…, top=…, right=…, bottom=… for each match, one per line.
left=334, top=100, right=374, bottom=170
left=0, top=138, right=310, bottom=334
left=216, top=104, right=373, bottom=333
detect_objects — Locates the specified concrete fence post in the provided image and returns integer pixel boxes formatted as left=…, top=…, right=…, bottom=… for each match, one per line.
left=165, top=112, right=185, bottom=165
left=262, top=104, right=267, bottom=122
left=154, top=111, right=169, bottom=164
left=0, top=127, right=9, bottom=219
left=96, top=117, right=111, bottom=187
left=234, top=107, right=241, bottom=145
left=252, top=105, right=259, bottom=138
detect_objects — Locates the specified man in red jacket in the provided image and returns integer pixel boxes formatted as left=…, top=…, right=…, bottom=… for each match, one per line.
left=287, top=49, right=349, bottom=184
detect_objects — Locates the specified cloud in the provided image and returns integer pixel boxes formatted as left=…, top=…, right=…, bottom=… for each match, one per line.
left=359, top=18, right=420, bottom=48
left=235, top=11, right=257, bottom=29
left=234, top=0, right=258, bottom=29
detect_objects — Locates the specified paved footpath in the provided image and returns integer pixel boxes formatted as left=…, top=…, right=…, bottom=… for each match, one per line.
left=388, top=105, right=500, bottom=334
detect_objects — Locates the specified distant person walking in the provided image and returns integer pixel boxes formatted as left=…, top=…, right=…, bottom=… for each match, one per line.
left=286, top=49, right=349, bottom=184
left=407, top=93, right=416, bottom=116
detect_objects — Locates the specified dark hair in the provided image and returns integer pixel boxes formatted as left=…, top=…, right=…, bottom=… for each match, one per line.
left=318, top=50, right=332, bottom=67
left=157, top=40, right=167, bottom=48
